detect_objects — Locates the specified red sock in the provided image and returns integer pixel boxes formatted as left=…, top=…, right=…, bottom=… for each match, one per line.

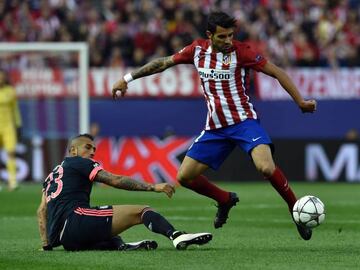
left=267, top=167, right=297, bottom=212
left=180, top=175, right=230, bottom=204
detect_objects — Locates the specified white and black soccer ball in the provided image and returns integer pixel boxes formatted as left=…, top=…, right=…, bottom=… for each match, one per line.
left=292, top=195, right=325, bottom=228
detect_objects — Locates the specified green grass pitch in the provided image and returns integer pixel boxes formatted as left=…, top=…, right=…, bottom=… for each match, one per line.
left=1, top=182, right=359, bottom=270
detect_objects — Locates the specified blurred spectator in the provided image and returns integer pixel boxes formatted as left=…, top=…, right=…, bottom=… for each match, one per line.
left=89, top=122, right=100, bottom=138
left=108, top=47, right=124, bottom=67
left=161, top=125, right=176, bottom=140
left=36, top=3, right=60, bottom=41
left=0, top=0, right=358, bottom=68
left=291, top=28, right=318, bottom=66
left=345, top=128, right=359, bottom=141
left=133, top=24, right=159, bottom=57
left=130, top=47, right=147, bottom=67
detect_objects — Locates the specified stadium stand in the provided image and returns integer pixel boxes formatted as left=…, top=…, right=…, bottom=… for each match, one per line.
left=0, top=0, right=358, bottom=68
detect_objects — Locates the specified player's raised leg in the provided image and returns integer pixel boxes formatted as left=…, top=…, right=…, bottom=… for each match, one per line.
left=177, top=156, right=239, bottom=229
left=112, top=205, right=212, bottom=250
left=251, top=144, right=312, bottom=240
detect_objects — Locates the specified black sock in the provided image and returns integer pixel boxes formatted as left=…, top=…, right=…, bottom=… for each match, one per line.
left=142, top=210, right=175, bottom=239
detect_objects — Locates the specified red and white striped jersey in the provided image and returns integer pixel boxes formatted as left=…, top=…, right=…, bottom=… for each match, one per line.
left=173, top=39, right=267, bottom=130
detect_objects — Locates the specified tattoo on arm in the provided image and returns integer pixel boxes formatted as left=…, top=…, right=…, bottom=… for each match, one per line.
left=37, top=194, right=48, bottom=246
left=132, top=56, right=175, bottom=79
left=95, top=170, right=154, bottom=191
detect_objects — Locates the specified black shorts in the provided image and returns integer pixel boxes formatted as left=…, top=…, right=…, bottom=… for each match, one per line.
left=60, top=205, right=117, bottom=251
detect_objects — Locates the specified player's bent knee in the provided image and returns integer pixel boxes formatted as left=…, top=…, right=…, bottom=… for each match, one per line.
left=177, top=167, right=200, bottom=184
left=137, top=205, right=152, bottom=217
left=112, top=205, right=152, bottom=234
left=258, top=165, right=275, bottom=178
left=140, top=206, right=152, bottom=214
left=254, top=161, right=275, bottom=177
left=177, top=176, right=192, bottom=186
left=176, top=171, right=190, bottom=185
left=113, top=205, right=150, bottom=220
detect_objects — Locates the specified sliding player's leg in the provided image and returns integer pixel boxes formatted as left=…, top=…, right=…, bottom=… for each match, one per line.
left=112, top=205, right=212, bottom=250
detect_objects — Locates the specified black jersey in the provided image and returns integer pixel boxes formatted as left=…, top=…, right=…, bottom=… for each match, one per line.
left=43, top=156, right=102, bottom=246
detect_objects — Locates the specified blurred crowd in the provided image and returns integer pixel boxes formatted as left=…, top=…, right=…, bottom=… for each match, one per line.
left=0, top=0, right=359, bottom=69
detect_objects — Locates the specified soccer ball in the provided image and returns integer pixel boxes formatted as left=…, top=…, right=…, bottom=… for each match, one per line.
left=292, top=195, right=325, bottom=228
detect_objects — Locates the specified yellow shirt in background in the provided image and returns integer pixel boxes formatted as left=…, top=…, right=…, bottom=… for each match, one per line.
left=0, top=85, right=22, bottom=131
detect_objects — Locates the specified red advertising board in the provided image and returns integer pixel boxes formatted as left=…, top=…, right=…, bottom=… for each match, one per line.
left=9, top=67, right=360, bottom=99
left=257, top=68, right=360, bottom=100
left=9, top=66, right=203, bottom=98
left=93, top=137, right=192, bottom=183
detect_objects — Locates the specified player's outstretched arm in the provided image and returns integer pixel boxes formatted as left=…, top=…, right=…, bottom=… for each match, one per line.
left=37, top=193, right=52, bottom=251
left=94, top=170, right=175, bottom=198
left=260, top=61, right=317, bottom=113
left=112, top=56, right=177, bottom=99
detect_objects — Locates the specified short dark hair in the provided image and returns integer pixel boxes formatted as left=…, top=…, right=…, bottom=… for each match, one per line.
left=207, top=11, right=237, bottom=34
left=73, top=133, right=94, bottom=141
left=68, top=133, right=94, bottom=153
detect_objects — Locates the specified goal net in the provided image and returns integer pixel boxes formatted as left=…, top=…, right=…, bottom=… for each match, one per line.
left=0, top=42, right=89, bottom=183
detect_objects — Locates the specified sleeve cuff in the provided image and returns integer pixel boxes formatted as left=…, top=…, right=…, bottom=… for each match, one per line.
left=89, top=166, right=103, bottom=181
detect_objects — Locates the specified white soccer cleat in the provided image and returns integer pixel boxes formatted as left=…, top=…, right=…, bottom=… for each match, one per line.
left=171, top=232, right=212, bottom=250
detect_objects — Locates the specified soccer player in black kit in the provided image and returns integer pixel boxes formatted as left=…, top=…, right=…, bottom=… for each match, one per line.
left=37, top=134, right=212, bottom=251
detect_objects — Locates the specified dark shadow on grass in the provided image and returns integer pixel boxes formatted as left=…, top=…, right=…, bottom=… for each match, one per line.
left=47, top=246, right=223, bottom=253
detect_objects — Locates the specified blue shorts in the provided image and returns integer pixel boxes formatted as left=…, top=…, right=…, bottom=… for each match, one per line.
left=186, top=119, right=273, bottom=170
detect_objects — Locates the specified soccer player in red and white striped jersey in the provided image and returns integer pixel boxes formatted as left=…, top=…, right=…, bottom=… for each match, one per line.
left=112, top=11, right=317, bottom=240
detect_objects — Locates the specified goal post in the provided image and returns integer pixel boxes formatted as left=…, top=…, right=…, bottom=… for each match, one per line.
left=0, top=42, right=89, bottom=134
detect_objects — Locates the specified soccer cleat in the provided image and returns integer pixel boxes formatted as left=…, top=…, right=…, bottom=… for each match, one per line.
left=291, top=214, right=312, bottom=241
left=171, top=231, right=212, bottom=250
left=120, top=240, right=158, bottom=251
left=295, top=224, right=312, bottom=241
left=214, top=192, right=239, bottom=229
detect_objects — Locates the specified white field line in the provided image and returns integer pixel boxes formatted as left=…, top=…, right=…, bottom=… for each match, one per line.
left=157, top=201, right=360, bottom=211
left=166, top=216, right=360, bottom=224
left=1, top=216, right=359, bottom=224
left=156, top=205, right=285, bottom=211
